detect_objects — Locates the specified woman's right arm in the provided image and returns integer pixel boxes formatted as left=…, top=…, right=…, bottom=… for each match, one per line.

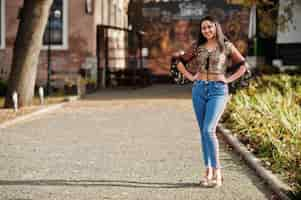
left=176, top=61, right=198, bottom=82
left=172, top=44, right=198, bottom=81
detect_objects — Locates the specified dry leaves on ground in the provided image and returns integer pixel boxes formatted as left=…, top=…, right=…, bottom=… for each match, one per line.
left=0, top=96, right=66, bottom=124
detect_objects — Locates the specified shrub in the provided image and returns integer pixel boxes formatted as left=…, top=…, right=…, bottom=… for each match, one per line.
left=223, top=74, right=301, bottom=197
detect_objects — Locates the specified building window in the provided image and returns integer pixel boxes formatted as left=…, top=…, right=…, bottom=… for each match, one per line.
left=43, top=0, right=68, bottom=50
left=0, top=0, right=5, bottom=49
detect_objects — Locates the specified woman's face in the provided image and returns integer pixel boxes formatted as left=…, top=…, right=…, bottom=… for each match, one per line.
left=201, top=20, right=216, bottom=40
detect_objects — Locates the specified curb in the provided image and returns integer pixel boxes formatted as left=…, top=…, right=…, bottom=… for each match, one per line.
left=217, top=124, right=292, bottom=200
left=0, top=95, right=80, bottom=129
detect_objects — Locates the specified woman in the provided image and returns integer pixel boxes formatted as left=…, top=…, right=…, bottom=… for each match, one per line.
left=173, top=16, right=248, bottom=187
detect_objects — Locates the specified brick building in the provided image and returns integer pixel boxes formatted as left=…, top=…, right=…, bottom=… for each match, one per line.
left=0, top=0, right=131, bottom=88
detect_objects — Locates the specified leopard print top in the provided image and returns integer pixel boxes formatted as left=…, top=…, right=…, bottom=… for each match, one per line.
left=180, top=41, right=239, bottom=74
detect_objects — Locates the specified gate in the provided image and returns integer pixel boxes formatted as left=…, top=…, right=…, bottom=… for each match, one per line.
left=96, top=25, right=152, bottom=88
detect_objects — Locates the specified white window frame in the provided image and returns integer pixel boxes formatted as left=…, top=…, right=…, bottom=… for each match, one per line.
left=42, top=0, right=68, bottom=50
left=0, top=0, right=5, bottom=49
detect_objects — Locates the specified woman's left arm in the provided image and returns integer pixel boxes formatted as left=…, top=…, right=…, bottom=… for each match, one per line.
left=225, top=44, right=249, bottom=83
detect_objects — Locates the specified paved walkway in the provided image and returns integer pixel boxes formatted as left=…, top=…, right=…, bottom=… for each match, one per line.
left=0, top=84, right=274, bottom=200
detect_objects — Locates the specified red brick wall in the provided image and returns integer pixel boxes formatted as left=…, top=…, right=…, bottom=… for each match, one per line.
left=0, top=0, right=96, bottom=86
left=0, top=0, right=21, bottom=80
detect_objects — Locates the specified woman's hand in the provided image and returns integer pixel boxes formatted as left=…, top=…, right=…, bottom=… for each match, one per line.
left=221, top=77, right=229, bottom=84
left=226, top=65, right=247, bottom=83
left=189, top=72, right=199, bottom=82
left=172, top=50, right=185, bottom=58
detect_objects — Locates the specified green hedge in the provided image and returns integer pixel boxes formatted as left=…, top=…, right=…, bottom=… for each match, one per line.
left=223, top=74, right=301, bottom=198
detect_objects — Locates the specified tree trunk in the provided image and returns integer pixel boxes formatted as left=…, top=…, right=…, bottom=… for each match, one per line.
left=4, top=0, right=53, bottom=108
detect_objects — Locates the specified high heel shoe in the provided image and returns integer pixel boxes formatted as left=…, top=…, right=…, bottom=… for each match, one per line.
left=199, top=175, right=212, bottom=187
left=212, top=168, right=223, bottom=187
left=212, top=176, right=223, bottom=187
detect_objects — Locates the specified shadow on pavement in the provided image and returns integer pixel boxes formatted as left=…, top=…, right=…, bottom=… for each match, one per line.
left=0, top=179, right=213, bottom=189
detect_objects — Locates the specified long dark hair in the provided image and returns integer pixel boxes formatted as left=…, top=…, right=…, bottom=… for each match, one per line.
left=197, top=15, right=227, bottom=52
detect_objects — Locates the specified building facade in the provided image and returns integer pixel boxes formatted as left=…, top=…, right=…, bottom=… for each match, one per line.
left=129, top=0, right=251, bottom=76
left=0, top=0, right=130, bottom=87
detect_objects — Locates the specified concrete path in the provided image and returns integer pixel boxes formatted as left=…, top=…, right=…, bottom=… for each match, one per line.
left=0, top=85, right=274, bottom=200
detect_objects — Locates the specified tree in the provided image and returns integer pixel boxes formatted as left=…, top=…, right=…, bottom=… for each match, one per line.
left=242, top=0, right=296, bottom=38
left=4, top=0, right=53, bottom=108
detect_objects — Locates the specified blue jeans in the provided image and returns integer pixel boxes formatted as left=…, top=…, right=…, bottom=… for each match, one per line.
left=192, top=80, right=229, bottom=169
